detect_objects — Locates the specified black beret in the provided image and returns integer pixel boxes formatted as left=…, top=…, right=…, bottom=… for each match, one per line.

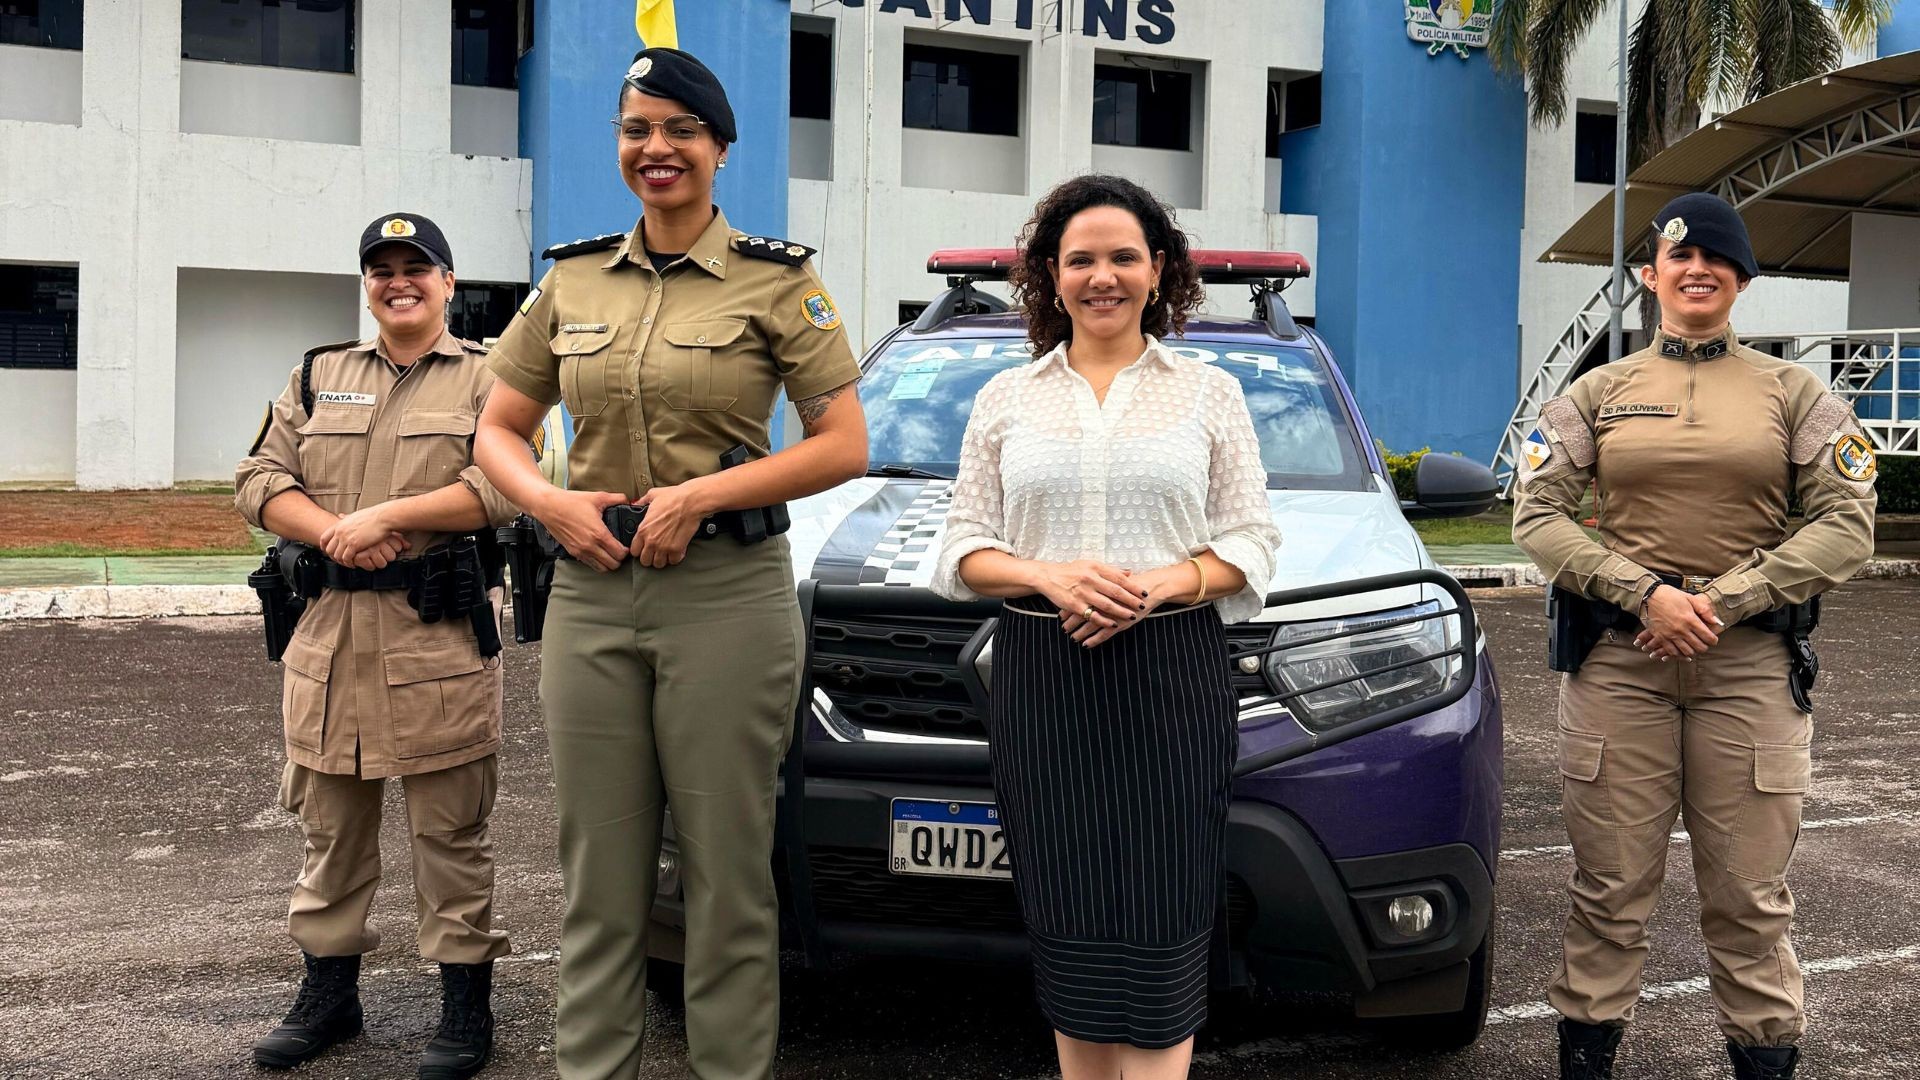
left=359, top=212, right=453, bottom=272
left=1651, top=192, right=1758, bottom=280
left=622, top=48, right=737, bottom=144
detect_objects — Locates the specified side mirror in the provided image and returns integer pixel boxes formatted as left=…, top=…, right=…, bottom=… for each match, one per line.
left=1401, top=453, right=1498, bottom=520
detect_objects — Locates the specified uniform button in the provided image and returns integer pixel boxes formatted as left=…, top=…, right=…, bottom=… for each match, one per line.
left=632, top=432, right=642, bottom=441
left=696, top=334, right=707, bottom=344
left=643, top=316, right=652, bottom=325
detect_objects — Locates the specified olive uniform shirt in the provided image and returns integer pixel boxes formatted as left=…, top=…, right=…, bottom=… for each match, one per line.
left=487, top=209, right=862, bottom=498
left=235, top=331, right=520, bottom=779
left=1512, top=327, right=1878, bottom=623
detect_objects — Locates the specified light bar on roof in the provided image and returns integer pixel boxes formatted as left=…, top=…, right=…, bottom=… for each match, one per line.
left=925, top=247, right=1310, bottom=282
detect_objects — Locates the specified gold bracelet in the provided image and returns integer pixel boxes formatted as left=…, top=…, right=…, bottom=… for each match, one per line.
left=1188, top=556, right=1207, bottom=605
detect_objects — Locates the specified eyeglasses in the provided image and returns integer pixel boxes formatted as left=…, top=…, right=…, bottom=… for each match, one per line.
left=611, top=113, right=709, bottom=147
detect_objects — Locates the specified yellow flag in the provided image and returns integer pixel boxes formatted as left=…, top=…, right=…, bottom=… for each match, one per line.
left=635, top=0, right=678, bottom=48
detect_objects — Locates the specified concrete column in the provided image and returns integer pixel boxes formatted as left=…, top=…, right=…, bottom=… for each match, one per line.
left=74, top=0, right=182, bottom=489
left=359, top=0, right=452, bottom=155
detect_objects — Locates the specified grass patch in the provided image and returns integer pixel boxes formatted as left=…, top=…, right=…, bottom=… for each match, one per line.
left=2, top=541, right=266, bottom=559
left=1411, top=513, right=1517, bottom=548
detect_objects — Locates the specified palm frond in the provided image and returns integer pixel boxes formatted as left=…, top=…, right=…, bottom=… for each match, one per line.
left=1682, top=0, right=1747, bottom=108
left=1523, top=0, right=1619, bottom=126
left=1489, top=0, right=1536, bottom=73
left=1832, top=0, right=1895, bottom=47
left=1625, top=0, right=1680, bottom=168
left=1747, top=0, right=1842, bottom=99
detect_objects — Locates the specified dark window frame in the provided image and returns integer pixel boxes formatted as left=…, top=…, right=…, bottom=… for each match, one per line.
left=1267, top=74, right=1320, bottom=158
left=452, top=0, right=518, bottom=89
left=901, top=42, right=1020, bottom=137
left=1574, top=107, right=1618, bottom=185
left=181, top=0, right=356, bottom=75
left=0, top=264, right=79, bottom=371
left=449, top=281, right=530, bottom=345
left=0, top=0, right=84, bottom=49
left=1092, top=62, right=1191, bottom=151
left=791, top=22, right=833, bottom=121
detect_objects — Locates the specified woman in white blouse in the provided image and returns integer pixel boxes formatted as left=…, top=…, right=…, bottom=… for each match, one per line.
left=932, top=175, right=1282, bottom=1080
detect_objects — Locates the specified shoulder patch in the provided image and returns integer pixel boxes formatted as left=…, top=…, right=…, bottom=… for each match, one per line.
left=731, top=233, right=816, bottom=266
left=1539, top=396, right=1596, bottom=469
left=1790, top=392, right=1855, bottom=466
left=541, top=232, right=627, bottom=261
left=800, top=289, right=841, bottom=330
left=1834, top=433, right=1877, bottom=483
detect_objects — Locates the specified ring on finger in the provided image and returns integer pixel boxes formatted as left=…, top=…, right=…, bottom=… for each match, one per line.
left=1081, top=605, right=1094, bottom=619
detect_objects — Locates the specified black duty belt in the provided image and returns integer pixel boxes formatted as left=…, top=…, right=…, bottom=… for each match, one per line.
left=247, top=533, right=505, bottom=662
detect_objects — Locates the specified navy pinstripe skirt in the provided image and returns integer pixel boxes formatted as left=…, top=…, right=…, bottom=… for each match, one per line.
left=991, top=595, right=1237, bottom=1049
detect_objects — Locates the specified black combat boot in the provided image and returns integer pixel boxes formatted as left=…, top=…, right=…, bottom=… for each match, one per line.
left=252, top=952, right=363, bottom=1068
left=1727, top=1041, right=1800, bottom=1079
left=1558, top=1018, right=1624, bottom=1079
left=418, top=961, right=494, bottom=1079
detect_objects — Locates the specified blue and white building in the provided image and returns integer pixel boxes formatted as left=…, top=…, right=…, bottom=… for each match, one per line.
left=1, top=0, right=1913, bottom=487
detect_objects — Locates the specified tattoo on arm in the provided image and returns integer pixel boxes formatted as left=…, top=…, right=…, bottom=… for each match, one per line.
left=796, top=381, right=856, bottom=433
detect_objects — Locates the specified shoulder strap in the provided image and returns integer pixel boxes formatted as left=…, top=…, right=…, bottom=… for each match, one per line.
left=731, top=234, right=817, bottom=266
left=299, top=351, right=315, bottom=417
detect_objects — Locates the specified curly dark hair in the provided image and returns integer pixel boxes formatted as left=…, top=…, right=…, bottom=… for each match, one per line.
left=1010, top=174, right=1204, bottom=358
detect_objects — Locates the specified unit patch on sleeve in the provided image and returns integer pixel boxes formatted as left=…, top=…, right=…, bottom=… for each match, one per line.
left=1834, top=433, right=1877, bottom=482
left=802, top=289, right=842, bottom=331
left=517, top=286, right=542, bottom=316
left=1521, top=428, right=1553, bottom=472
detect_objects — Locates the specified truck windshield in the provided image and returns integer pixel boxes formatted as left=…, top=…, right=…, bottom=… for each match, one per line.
left=861, top=336, right=1372, bottom=491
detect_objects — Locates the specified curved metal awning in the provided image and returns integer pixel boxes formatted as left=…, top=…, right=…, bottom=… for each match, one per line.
left=1541, top=50, right=1920, bottom=280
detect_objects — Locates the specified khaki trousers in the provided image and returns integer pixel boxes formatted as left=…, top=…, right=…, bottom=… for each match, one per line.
left=1549, top=626, right=1812, bottom=1046
left=279, top=755, right=510, bottom=964
left=541, top=537, right=803, bottom=1080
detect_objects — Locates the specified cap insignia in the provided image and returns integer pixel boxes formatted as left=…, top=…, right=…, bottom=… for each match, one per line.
left=627, top=57, right=653, bottom=82
left=1662, top=217, right=1688, bottom=243
left=384, top=218, right=416, bottom=238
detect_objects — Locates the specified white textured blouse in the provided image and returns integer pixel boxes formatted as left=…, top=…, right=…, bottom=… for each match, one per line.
left=931, top=337, right=1283, bottom=623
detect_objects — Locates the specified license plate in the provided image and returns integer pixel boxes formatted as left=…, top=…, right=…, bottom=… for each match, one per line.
left=889, top=799, right=1012, bottom=880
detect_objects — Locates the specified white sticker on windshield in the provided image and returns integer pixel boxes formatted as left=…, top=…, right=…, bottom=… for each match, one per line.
left=890, top=371, right=940, bottom=400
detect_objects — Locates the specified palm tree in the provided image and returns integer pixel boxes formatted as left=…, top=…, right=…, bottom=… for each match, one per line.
left=1491, top=0, right=1896, bottom=171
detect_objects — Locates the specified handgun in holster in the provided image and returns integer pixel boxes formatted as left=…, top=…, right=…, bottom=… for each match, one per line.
left=1747, top=594, right=1821, bottom=712
left=495, top=443, right=789, bottom=644
left=1545, top=585, right=1633, bottom=675
left=246, top=541, right=324, bottom=662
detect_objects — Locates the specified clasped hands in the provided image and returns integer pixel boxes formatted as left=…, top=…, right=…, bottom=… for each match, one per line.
left=536, top=480, right=713, bottom=573
left=1634, top=584, right=1725, bottom=662
left=319, top=504, right=409, bottom=570
left=1042, top=560, right=1195, bottom=649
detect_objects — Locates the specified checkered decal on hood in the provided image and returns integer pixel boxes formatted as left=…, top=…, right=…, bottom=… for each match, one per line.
left=860, top=481, right=952, bottom=585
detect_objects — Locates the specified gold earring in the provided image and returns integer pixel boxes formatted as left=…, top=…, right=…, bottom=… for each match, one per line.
left=1150, top=285, right=1160, bottom=304
left=1054, top=296, right=1065, bottom=313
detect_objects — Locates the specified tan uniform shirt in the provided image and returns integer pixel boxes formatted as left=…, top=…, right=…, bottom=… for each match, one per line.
left=235, top=331, right=520, bottom=779
left=1513, top=327, right=1878, bottom=623
left=487, top=208, right=863, bottom=497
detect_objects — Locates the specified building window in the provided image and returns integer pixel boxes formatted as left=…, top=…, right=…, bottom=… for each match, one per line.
left=181, top=0, right=354, bottom=75
left=902, top=43, right=1019, bottom=137
left=0, top=0, right=84, bottom=49
left=450, top=282, right=529, bottom=345
left=1575, top=106, right=1617, bottom=185
left=791, top=22, right=832, bottom=121
left=1093, top=64, right=1190, bottom=151
left=0, top=265, right=78, bottom=370
left=453, top=1, right=517, bottom=89
left=1266, top=74, right=1320, bottom=157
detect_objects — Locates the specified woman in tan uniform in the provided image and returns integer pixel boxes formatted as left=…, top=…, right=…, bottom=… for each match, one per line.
left=235, top=213, right=520, bottom=1078
left=473, top=49, right=866, bottom=1080
left=1513, top=192, right=1877, bottom=1080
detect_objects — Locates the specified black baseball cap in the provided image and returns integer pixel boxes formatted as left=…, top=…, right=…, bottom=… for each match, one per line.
left=359, top=213, right=454, bottom=272
left=1651, top=192, right=1759, bottom=280
left=621, top=48, right=737, bottom=144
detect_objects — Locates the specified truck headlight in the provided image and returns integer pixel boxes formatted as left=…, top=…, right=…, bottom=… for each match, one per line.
left=1262, top=601, right=1456, bottom=734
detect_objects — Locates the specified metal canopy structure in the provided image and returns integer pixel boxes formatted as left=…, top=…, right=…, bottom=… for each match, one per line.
left=1494, top=51, right=1920, bottom=490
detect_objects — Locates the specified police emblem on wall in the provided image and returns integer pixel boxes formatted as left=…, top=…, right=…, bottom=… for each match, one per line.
left=1405, top=0, right=1492, bottom=59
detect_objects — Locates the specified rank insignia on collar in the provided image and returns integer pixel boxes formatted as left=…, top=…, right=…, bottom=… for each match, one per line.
left=1700, top=339, right=1727, bottom=358
left=1834, top=433, right=1877, bottom=481
left=1660, top=337, right=1687, bottom=357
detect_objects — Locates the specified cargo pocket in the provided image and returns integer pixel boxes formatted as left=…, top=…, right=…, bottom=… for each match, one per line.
left=296, top=403, right=374, bottom=497
left=1557, top=728, right=1621, bottom=872
left=281, top=635, right=334, bottom=755
left=392, top=407, right=477, bottom=496
left=384, top=640, right=497, bottom=759
left=553, top=325, right=618, bottom=417
left=1729, top=742, right=1811, bottom=881
left=660, top=318, right=745, bottom=411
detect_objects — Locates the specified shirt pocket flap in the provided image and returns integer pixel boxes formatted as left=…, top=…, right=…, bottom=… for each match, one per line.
left=299, top=403, right=374, bottom=436
left=662, top=318, right=747, bottom=349
left=550, top=325, right=619, bottom=357
left=1753, top=743, right=1812, bottom=794
left=283, top=635, right=335, bottom=682
left=383, top=640, right=485, bottom=687
left=1558, top=729, right=1605, bottom=782
left=398, top=408, right=477, bottom=438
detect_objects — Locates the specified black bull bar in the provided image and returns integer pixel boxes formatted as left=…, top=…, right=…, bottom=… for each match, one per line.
left=775, top=569, right=1479, bottom=964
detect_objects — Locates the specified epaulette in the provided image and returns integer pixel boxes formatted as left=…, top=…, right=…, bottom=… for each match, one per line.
left=457, top=336, right=489, bottom=355
left=541, top=232, right=627, bottom=261
left=731, top=234, right=816, bottom=266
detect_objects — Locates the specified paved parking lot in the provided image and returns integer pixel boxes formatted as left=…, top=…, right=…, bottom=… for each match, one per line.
left=1, top=580, right=1917, bottom=1079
